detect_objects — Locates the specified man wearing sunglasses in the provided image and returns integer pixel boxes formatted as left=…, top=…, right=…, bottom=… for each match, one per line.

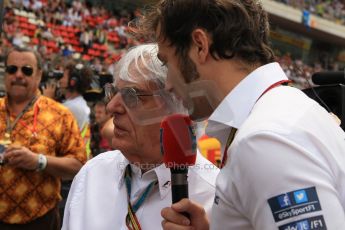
left=0, top=47, right=87, bottom=230
left=62, top=44, right=219, bottom=230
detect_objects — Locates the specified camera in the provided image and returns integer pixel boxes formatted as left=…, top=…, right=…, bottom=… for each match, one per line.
left=41, top=69, right=64, bottom=88
left=40, top=69, right=65, bottom=101
left=47, top=70, right=64, bottom=80
left=98, top=72, right=113, bottom=88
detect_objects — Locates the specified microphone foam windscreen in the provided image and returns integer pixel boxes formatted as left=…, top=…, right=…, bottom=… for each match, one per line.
left=160, top=114, right=197, bottom=167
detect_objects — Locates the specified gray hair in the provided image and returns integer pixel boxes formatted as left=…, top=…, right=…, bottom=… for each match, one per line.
left=114, top=43, right=167, bottom=90
left=114, top=43, right=188, bottom=124
left=5, top=46, right=43, bottom=70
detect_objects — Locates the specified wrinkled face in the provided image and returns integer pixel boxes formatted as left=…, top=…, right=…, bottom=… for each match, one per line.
left=106, top=77, right=166, bottom=167
left=5, top=51, right=42, bottom=103
left=94, top=104, right=111, bottom=126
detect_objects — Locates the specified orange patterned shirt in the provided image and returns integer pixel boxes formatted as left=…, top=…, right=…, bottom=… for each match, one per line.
left=0, top=94, right=87, bottom=224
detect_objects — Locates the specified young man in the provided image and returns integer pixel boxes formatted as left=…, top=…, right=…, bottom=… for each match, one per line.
left=137, top=1, right=345, bottom=229
left=62, top=44, right=219, bottom=230
left=0, top=47, right=86, bottom=229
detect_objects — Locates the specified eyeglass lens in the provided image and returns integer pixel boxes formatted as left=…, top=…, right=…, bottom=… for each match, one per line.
left=104, top=84, right=143, bottom=108
left=121, top=88, right=139, bottom=108
left=6, top=65, right=34, bottom=77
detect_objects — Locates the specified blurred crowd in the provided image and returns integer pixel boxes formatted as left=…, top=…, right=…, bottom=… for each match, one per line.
left=275, top=53, right=320, bottom=89
left=276, top=0, right=345, bottom=25
left=1, top=0, right=142, bottom=77
left=0, top=0, right=343, bottom=93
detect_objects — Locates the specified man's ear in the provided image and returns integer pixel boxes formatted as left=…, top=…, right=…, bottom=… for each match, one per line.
left=191, top=28, right=210, bottom=64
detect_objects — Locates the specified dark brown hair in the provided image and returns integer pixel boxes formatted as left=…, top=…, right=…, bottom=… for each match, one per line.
left=64, top=60, right=93, bottom=94
left=136, top=0, right=275, bottom=65
left=5, top=46, right=43, bottom=70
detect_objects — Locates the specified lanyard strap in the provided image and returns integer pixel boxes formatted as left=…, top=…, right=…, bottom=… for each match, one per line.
left=18, top=103, right=39, bottom=136
left=258, top=80, right=290, bottom=101
left=124, top=164, right=157, bottom=230
left=220, top=80, right=290, bottom=168
left=5, top=95, right=39, bottom=135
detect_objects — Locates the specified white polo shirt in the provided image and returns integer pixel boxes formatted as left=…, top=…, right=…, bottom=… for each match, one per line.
left=63, top=95, right=90, bottom=130
left=207, top=62, right=345, bottom=230
left=62, top=150, right=219, bottom=230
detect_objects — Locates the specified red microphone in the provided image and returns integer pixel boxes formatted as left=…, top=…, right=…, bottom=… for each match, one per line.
left=160, top=114, right=197, bottom=204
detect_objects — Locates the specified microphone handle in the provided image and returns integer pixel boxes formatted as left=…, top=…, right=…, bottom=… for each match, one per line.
left=171, top=168, right=190, bottom=218
left=172, top=184, right=189, bottom=203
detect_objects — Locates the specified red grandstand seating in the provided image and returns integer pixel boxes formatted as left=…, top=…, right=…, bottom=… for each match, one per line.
left=92, top=43, right=100, bottom=49
left=52, top=29, right=60, bottom=36
left=47, top=41, right=57, bottom=49
left=61, top=31, right=69, bottom=38
left=5, top=1, right=140, bottom=70
left=70, top=39, right=80, bottom=46
left=67, top=27, right=74, bottom=32
left=72, top=46, right=83, bottom=53
left=28, top=24, right=36, bottom=31
left=17, top=16, right=28, bottom=22
left=19, top=22, right=30, bottom=29
left=63, top=37, right=71, bottom=44
left=31, top=37, right=39, bottom=45
left=82, top=54, right=92, bottom=61
left=92, top=43, right=107, bottom=51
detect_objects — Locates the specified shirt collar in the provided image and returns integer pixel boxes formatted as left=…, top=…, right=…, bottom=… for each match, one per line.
left=206, top=62, right=288, bottom=135
left=1, top=90, right=42, bottom=116
left=153, top=164, right=172, bottom=199
left=117, top=159, right=171, bottom=200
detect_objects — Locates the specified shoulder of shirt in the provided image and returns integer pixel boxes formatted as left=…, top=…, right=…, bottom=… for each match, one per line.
left=80, top=150, right=125, bottom=172
left=0, top=98, right=4, bottom=111
left=63, top=98, right=90, bottom=113
left=189, top=151, right=219, bottom=188
left=39, top=96, right=74, bottom=114
left=241, top=86, right=318, bottom=136
left=66, top=153, right=123, bottom=211
left=69, top=150, right=125, bottom=199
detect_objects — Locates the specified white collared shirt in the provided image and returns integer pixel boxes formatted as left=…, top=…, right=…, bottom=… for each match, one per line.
left=62, top=150, right=219, bottom=230
left=208, top=62, right=345, bottom=229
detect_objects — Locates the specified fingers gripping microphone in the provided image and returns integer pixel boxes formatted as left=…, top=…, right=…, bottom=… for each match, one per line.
left=160, top=114, right=197, bottom=204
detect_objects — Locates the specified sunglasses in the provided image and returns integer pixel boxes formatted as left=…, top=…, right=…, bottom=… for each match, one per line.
left=5, top=65, right=34, bottom=77
left=104, top=83, right=160, bottom=108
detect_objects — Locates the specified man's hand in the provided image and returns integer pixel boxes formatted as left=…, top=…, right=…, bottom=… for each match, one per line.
left=3, top=145, right=38, bottom=170
left=161, top=198, right=209, bottom=230
left=42, top=81, right=57, bottom=99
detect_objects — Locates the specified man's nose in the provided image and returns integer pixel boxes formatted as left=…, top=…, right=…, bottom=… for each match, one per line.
left=106, top=93, right=126, bottom=115
left=14, top=68, right=25, bottom=78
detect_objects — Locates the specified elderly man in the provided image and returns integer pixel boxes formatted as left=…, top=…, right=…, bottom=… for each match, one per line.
left=62, top=44, right=219, bottom=230
left=0, top=47, right=86, bottom=230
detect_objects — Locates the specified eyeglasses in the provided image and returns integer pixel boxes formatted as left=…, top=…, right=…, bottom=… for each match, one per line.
left=104, top=83, right=160, bottom=108
left=5, top=65, right=34, bottom=77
